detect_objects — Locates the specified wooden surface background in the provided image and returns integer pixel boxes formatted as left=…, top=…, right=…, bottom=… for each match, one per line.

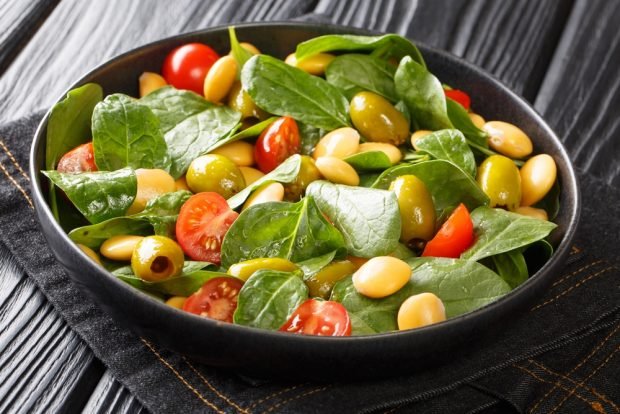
left=0, top=0, right=618, bottom=412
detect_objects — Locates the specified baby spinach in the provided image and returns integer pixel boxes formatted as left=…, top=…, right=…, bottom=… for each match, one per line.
left=446, top=98, right=488, bottom=148
left=490, top=249, right=529, bottom=289
left=325, top=54, right=397, bottom=102
left=241, top=54, right=350, bottom=130
left=43, top=168, right=136, bottom=224
left=296, top=250, right=339, bottom=278
left=140, top=86, right=212, bottom=133
left=92, top=94, right=171, bottom=171
left=414, top=129, right=476, bottom=177
left=372, top=160, right=489, bottom=216
left=395, top=56, right=452, bottom=131
left=306, top=181, right=401, bottom=258
left=344, top=151, right=393, bottom=171
left=220, top=196, right=345, bottom=269
left=233, top=269, right=308, bottom=330
left=391, top=243, right=416, bottom=260
left=295, top=34, right=425, bottom=69
left=227, top=117, right=277, bottom=141
left=228, top=26, right=253, bottom=76
left=461, top=207, right=557, bottom=262
left=227, top=154, right=302, bottom=209
left=297, top=122, right=326, bottom=156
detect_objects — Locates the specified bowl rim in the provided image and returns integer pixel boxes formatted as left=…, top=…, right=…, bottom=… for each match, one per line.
left=29, top=20, right=581, bottom=345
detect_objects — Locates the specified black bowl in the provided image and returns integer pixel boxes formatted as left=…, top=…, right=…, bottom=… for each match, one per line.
left=29, top=22, right=580, bottom=380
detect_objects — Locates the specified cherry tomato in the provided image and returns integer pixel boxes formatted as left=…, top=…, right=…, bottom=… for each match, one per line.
left=176, top=192, right=239, bottom=264
left=255, top=116, right=301, bottom=173
left=444, top=89, right=471, bottom=110
left=57, top=142, right=97, bottom=173
left=422, top=203, right=474, bottom=258
left=183, top=277, right=243, bottom=322
left=162, top=43, right=220, bottom=94
left=279, top=299, right=352, bottom=336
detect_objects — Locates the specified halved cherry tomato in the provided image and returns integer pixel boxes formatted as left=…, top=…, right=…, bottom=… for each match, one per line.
left=279, top=299, right=351, bottom=336
left=183, top=277, right=243, bottom=322
left=57, top=142, right=97, bottom=173
left=255, top=116, right=300, bottom=173
left=162, top=43, right=219, bottom=94
left=176, top=192, right=239, bottom=264
left=444, top=89, right=471, bottom=110
left=422, top=203, right=474, bottom=258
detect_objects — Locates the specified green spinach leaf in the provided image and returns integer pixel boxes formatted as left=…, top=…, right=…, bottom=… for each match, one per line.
left=221, top=196, right=345, bottom=269
left=139, top=86, right=212, bottom=133
left=233, top=269, right=308, bottom=330
left=297, top=122, right=325, bottom=156
left=490, top=249, right=528, bottom=289
left=325, top=54, right=397, bottom=102
left=92, top=94, right=170, bottom=171
left=296, top=251, right=338, bottom=278
left=228, top=26, right=253, bottom=76
left=226, top=117, right=277, bottom=141
left=241, top=54, right=350, bottom=130
left=414, top=129, right=476, bottom=177
left=446, top=98, right=488, bottom=148
left=344, top=151, right=393, bottom=171
left=461, top=207, right=557, bottom=262
left=306, top=181, right=401, bottom=257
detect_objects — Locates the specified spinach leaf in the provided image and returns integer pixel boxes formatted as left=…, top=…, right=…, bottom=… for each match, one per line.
left=372, top=160, right=489, bottom=216
left=114, top=261, right=221, bottom=296
left=241, top=54, right=350, bottom=130
left=226, top=117, right=277, bottom=141
left=296, top=251, right=338, bottom=278
left=523, top=239, right=554, bottom=275
left=358, top=172, right=383, bottom=188
left=295, top=34, right=426, bottom=69
left=306, top=181, right=401, bottom=257
left=395, top=56, right=452, bottom=131
left=533, top=180, right=560, bottom=220
left=43, top=168, right=136, bottom=224
left=325, top=54, right=397, bottom=102
left=491, top=249, right=528, bottom=289
left=227, top=154, right=302, bottom=209
left=297, top=122, right=325, bottom=156
left=461, top=207, right=558, bottom=262
left=140, top=86, right=212, bottom=133
left=395, top=100, right=413, bottom=129
left=344, top=151, right=393, bottom=171
left=414, top=129, right=476, bottom=177
left=446, top=98, right=488, bottom=148
left=92, top=94, right=170, bottom=171
left=228, top=26, right=253, bottom=76
left=220, top=196, right=345, bottom=269
left=131, top=190, right=192, bottom=236
left=234, top=269, right=308, bottom=330
left=390, top=243, right=415, bottom=260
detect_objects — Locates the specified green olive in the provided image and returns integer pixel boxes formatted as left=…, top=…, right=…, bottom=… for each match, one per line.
left=228, top=257, right=298, bottom=281
left=477, top=155, right=522, bottom=211
left=131, top=236, right=184, bottom=282
left=227, top=81, right=269, bottom=120
left=186, top=154, right=246, bottom=198
left=389, top=175, right=436, bottom=242
left=283, top=155, right=322, bottom=200
left=349, top=91, right=409, bottom=145
left=306, top=260, right=357, bottom=299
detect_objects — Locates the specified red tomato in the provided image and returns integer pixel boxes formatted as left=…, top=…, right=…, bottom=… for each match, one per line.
left=183, top=277, right=243, bottom=322
left=57, top=142, right=97, bottom=173
left=444, top=89, right=471, bottom=110
left=279, top=299, right=352, bottom=336
left=422, top=203, right=474, bottom=258
left=162, top=43, right=219, bottom=94
left=176, top=192, right=239, bottom=264
left=254, top=116, right=301, bottom=173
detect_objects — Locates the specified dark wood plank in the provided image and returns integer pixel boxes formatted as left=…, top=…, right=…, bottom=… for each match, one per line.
left=82, top=372, right=148, bottom=414
left=535, top=0, right=620, bottom=185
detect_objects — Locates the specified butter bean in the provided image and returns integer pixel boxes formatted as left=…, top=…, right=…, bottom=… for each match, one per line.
left=228, top=257, right=298, bottom=281
left=243, top=182, right=285, bottom=211
left=312, top=127, right=360, bottom=159
left=100, top=235, right=144, bottom=261
left=139, top=72, right=167, bottom=97
left=515, top=206, right=549, bottom=221
left=175, top=176, right=190, bottom=192
left=397, top=293, right=446, bottom=330
left=483, top=121, right=533, bottom=159
left=358, top=142, right=402, bottom=164
left=285, top=53, right=336, bottom=76
left=352, top=256, right=411, bottom=298
left=210, top=141, right=255, bottom=166
left=203, top=55, right=237, bottom=103
left=315, top=156, right=360, bottom=186
left=77, top=244, right=102, bottom=265
left=127, top=169, right=176, bottom=215
left=520, top=154, right=557, bottom=206
left=239, top=166, right=265, bottom=185
left=410, top=130, right=432, bottom=150
left=468, top=113, right=486, bottom=129
left=165, top=296, right=187, bottom=310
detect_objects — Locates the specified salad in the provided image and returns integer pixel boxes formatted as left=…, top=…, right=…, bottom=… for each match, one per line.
left=42, top=27, right=559, bottom=336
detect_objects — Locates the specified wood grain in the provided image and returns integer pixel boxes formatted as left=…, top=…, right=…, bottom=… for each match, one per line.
left=82, top=372, right=148, bottom=414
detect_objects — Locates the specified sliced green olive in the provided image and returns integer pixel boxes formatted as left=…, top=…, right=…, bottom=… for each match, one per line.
left=186, top=154, right=246, bottom=198
left=477, top=155, right=522, bottom=211
left=389, top=175, right=436, bottom=242
left=284, top=155, right=322, bottom=201
left=131, top=236, right=184, bottom=282
left=305, top=260, right=357, bottom=299
left=228, top=257, right=298, bottom=281
left=349, top=91, right=409, bottom=145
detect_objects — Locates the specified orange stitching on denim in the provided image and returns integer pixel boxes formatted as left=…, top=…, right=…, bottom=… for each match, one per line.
left=530, top=267, right=614, bottom=311
left=570, top=246, right=581, bottom=255
left=529, top=323, right=620, bottom=413
left=550, top=344, right=620, bottom=414
left=181, top=356, right=249, bottom=414
left=140, top=338, right=224, bottom=413
left=551, top=261, right=603, bottom=287
left=529, top=359, right=618, bottom=411
left=261, top=386, right=328, bottom=414
left=0, top=139, right=29, bottom=182
left=247, top=383, right=307, bottom=410
left=0, top=160, right=34, bottom=209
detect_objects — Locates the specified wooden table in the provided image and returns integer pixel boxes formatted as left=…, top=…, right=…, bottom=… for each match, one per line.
left=0, top=0, right=618, bottom=412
